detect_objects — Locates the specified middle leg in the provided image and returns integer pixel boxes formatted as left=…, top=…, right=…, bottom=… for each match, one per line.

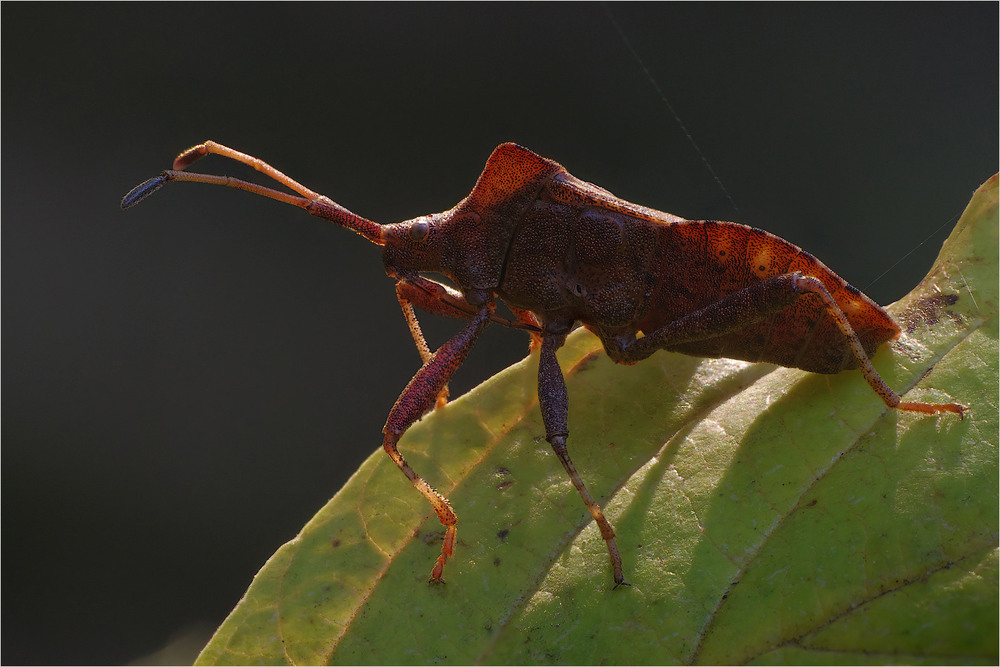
left=538, top=331, right=627, bottom=586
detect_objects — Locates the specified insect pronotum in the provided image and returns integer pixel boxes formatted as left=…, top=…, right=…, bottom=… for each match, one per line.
left=122, top=141, right=966, bottom=586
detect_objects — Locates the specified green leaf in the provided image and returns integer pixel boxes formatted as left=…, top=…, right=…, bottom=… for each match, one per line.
left=197, top=176, right=998, bottom=666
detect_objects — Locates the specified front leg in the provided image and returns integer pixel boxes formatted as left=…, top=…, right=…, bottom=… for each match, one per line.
left=607, top=272, right=965, bottom=417
left=382, top=304, right=492, bottom=583
left=396, top=276, right=542, bottom=408
left=395, top=280, right=452, bottom=408
left=538, top=331, right=627, bottom=587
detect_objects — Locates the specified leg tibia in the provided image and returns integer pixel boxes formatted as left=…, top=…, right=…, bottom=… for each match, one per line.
left=539, top=334, right=627, bottom=586
left=549, top=436, right=627, bottom=586
left=383, top=433, right=458, bottom=582
left=790, top=276, right=966, bottom=418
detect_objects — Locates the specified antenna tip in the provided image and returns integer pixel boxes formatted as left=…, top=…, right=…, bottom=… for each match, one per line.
left=121, top=174, right=169, bottom=209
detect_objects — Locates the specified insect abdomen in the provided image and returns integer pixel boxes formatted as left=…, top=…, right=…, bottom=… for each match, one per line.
left=638, top=220, right=900, bottom=373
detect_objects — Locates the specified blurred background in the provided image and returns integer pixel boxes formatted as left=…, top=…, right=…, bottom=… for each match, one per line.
left=3, top=4, right=996, bottom=664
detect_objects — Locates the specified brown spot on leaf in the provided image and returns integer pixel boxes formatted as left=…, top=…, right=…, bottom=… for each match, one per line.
left=494, top=466, right=515, bottom=491
left=422, top=530, right=445, bottom=546
left=898, top=293, right=962, bottom=334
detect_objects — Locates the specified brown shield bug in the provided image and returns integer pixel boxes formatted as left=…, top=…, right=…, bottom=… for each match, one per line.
left=122, top=141, right=966, bottom=586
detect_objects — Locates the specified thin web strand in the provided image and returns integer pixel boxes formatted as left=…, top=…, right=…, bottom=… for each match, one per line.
left=603, top=4, right=741, bottom=215
left=862, top=212, right=960, bottom=291
left=604, top=5, right=963, bottom=294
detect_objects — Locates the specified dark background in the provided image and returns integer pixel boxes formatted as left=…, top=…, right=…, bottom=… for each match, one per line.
left=3, top=3, right=996, bottom=664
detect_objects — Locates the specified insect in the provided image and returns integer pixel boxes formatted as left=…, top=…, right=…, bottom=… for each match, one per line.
left=122, top=141, right=966, bottom=586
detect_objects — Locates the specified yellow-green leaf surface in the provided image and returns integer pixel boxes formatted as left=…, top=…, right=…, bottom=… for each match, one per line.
left=197, top=176, right=998, bottom=666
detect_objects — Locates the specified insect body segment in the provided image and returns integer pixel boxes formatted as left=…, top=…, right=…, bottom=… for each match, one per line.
left=634, top=220, right=900, bottom=373
left=122, top=141, right=966, bottom=587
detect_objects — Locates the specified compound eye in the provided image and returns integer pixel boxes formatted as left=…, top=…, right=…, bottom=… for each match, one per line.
left=408, top=220, right=430, bottom=242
